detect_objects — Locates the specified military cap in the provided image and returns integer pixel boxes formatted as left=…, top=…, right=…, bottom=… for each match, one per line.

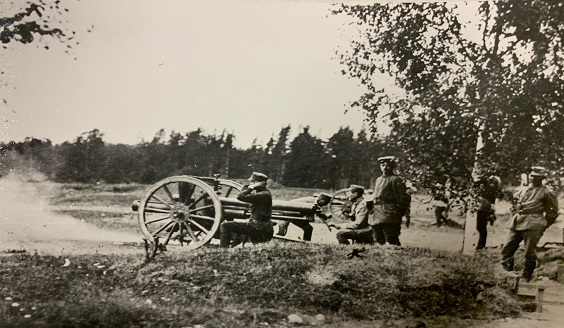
left=347, top=184, right=365, bottom=194
left=377, top=156, right=397, bottom=163
left=529, top=166, right=547, bottom=178
left=248, top=172, right=268, bottom=182
left=317, top=192, right=332, bottom=200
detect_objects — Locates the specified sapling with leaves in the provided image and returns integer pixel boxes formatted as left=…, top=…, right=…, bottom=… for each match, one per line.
left=332, top=0, right=563, bottom=208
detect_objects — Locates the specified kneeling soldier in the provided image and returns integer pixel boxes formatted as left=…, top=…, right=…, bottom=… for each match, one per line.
left=335, top=184, right=373, bottom=244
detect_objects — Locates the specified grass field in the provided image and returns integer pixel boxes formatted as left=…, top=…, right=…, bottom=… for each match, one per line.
left=44, top=181, right=449, bottom=233
left=1, top=179, right=562, bottom=327
left=0, top=242, right=522, bottom=328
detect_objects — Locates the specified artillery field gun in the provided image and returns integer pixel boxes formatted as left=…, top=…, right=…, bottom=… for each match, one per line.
left=132, top=175, right=352, bottom=251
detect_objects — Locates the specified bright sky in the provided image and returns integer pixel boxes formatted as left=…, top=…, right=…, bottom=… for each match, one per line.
left=1, top=0, right=403, bottom=148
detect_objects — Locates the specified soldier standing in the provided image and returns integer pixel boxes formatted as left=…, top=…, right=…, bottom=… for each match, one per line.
left=432, top=184, right=449, bottom=227
left=368, top=156, right=411, bottom=246
left=219, top=172, right=273, bottom=247
left=501, top=167, right=559, bottom=282
left=475, top=175, right=502, bottom=250
left=335, top=185, right=373, bottom=244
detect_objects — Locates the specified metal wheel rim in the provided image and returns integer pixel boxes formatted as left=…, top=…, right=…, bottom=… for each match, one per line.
left=329, top=188, right=352, bottom=221
left=138, top=176, right=222, bottom=250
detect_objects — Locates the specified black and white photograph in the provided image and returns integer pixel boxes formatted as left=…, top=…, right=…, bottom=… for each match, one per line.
left=1, top=0, right=563, bottom=327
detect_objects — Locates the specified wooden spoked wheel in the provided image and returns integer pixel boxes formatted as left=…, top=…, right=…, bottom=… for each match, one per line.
left=138, top=176, right=222, bottom=250
left=215, top=179, right=243, bottom=198
left=196, top=177, right=243, bottom=199
left=329, top=188, right=352, bottom=221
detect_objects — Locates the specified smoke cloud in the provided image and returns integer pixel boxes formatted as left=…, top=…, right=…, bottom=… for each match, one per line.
left=0, top=173, right=141, bottom=255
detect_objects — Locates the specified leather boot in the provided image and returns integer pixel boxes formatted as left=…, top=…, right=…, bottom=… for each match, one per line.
left=501, top=257, right=514, bottom=272
left=522, top=259, right=536, bottom=282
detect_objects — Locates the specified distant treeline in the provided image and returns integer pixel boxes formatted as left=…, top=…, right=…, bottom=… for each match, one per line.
left=0, top=126, right=398, bottom=189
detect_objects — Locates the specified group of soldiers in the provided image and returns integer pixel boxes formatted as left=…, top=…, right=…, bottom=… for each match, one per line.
left=219, top=157, right=560, bottom=283
left=330, top=155, right=411, bottom=246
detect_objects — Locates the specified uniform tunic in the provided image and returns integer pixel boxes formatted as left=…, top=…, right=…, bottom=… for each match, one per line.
left=336, top=196, right=373, bottom=244
left=369, top=175, right=410, bottom=225
left=345, top=197, right=369, bottom=229
left=219, top=185, right=273, bottom=247
left=236, top=185, right=274, bottom=236
left=508, top=185, right=558, bottom=231
left=501, top=184, right=559, bottom=279
left=237, top=186, right=272, bottom=222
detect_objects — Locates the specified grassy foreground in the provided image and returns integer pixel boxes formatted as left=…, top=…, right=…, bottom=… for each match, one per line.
left=0, top=243, right=521, bottom=328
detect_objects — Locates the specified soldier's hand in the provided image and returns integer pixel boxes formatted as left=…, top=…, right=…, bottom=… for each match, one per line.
left=249, top=181, right=266, bottom=190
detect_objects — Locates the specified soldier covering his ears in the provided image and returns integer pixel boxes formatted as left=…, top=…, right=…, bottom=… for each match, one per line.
left=219, top=172, right=274, bottom=247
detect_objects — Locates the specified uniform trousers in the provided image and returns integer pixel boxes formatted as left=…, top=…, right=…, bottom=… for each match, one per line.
left=336, top=227, right=373, bottom=245
left=220, top=219, right=273, bottom=248
left=371, top=223, right=401, bottom=246
left=476, top=210, right=490, bottom=250
left=500, top=228, right=544, bottom=280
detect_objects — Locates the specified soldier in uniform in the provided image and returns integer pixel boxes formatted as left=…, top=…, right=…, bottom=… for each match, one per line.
left=219, top=172, right=273, bottom=247
left=501, top=166, right=559, bottom=282
left=276, top=192, right=334, bottom=241
left=335, top=184, right=373, bottom=244
left=368, top=156, right=411, bottom=246
left=475, top=175, right=502, bottom=250
left=431, top=183, right=449, bottom=226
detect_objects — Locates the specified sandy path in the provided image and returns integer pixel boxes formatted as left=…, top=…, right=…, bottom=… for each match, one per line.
left=292, top=221, right=465, bottom=251
left=284, top=214, right=563, bottom=253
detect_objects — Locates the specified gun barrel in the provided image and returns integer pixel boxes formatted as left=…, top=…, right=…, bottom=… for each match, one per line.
left=219, top=197, right=315, bottom=215
left=133, top=198, right=316, bottom=219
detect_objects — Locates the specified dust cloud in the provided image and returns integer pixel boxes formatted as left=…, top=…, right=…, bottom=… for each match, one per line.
left=0, top=174, right=141, bottom=255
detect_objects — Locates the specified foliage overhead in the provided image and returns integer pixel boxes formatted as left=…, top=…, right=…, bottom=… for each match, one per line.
left=1, top=0, right=79, bottom=111
left=0, top=0, right=75, bottom=49
left=332, top=0, right=563, bottom=197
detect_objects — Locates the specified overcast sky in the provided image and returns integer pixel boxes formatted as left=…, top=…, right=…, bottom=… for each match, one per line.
left=2, top=0, right=404, bottom=148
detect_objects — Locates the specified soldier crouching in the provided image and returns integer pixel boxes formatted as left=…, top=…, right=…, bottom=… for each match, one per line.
left=335, top=184, right=373, bottom=244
